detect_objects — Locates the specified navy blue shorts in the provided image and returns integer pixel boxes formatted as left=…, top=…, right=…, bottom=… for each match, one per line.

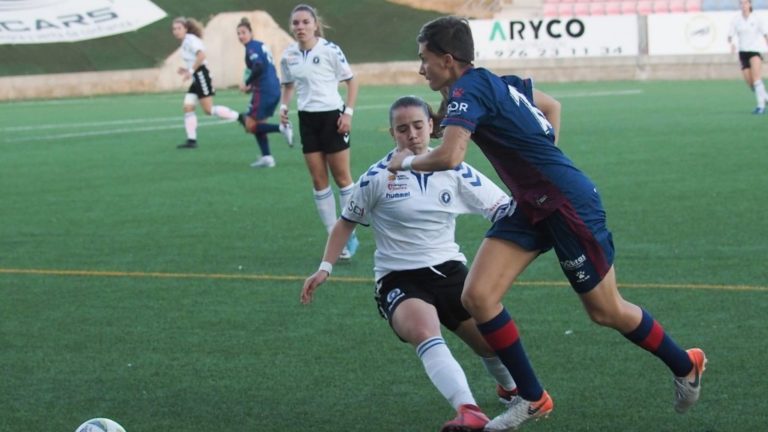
left=246, top=90, right=279, bottom=121
left=487, top=195, right=614, bottom=293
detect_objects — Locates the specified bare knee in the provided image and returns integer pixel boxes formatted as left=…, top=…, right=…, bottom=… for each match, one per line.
left=585, top=303, right=638, bottom=331
left=461, top=288, right=491, bottom=317
left=586, top=307, right=618, bottom=328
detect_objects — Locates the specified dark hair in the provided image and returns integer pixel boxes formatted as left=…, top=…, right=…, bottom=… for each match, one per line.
left=417, top=16, right=474, bottom=64
left=238, top=17, right=252, bottom=32
left=389, top=95, right=444, bottom=138
left=290, top=4, right=327, bottom=38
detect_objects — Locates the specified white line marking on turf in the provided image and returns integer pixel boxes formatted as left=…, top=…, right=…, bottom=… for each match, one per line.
left=4, top=119, right=234, bottom=143
left=553, top=89, right=643, bottom=98
left=1, top=116, right=183, bottom=132
left=2, top=89, right=643, bottom=143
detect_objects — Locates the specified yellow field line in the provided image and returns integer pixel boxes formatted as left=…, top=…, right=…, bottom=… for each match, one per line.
left=1, top=267, right=766, bottom=292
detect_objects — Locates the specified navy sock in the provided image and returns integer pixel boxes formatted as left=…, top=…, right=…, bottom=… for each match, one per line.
left=623, top=309, right=692, bottom=377
left=255, top=123, right=280, bottom=134
left=477, top=308, right=544, bottom=401
left=255, top=133, right=270, bottom=156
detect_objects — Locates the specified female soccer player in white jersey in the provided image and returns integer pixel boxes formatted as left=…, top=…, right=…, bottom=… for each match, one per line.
left=235, top=17, right=293, bottom=168
left=279, top=4, right=359, bottom=259
left=388, top=16, right=706, bottom=431
left=301, top=96, right=520, bottom=432
left=171, top=17, right=240, bottom=149
left=728, top=0, right=768, bottom=114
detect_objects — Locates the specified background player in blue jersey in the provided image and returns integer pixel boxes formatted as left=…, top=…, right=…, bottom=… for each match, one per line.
left=171, top=17, right=240, bottom=149
left=302, top=96, right=519, bottom=432
left=279, top=4, right=360, bottom=260
left=387, top=16, right=707, bottom=431
left=235, top=17, right=293, bottom=168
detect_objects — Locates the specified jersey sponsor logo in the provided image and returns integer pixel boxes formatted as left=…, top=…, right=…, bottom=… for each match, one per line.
left=284, top=54, right=301, bottom=65
left=346, top=199, right=365, bottom=218
left=446, top=101, right=469, bottom=115
left=385, top=191, right=411, bottom=200
left=560, top=254, right=586, bottom=270
left=387, top=183, right=407, bottom=191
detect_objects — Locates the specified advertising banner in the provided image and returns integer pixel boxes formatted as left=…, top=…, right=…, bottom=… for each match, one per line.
left=0, top=0, right=167, bottom=44
left=470, top=16, right=639, bottom=60
left=647, top=11, right=768, bottom=55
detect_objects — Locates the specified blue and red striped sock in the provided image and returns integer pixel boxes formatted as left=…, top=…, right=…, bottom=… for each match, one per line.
left=477, top=308, right=544, bottom=401
left=623, top=309, right=692, bottom=377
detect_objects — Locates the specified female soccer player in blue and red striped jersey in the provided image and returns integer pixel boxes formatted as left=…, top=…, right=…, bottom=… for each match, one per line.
left=388, top=16, right=707, bottom=432
left=235, top=17, right=293, bottom=168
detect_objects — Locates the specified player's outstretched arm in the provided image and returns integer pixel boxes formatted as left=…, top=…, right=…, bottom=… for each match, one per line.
left=300, top=219, right=356, bottom=304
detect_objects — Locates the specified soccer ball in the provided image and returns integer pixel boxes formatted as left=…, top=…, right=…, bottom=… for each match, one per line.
left=75, top=418, right=126, bottom=432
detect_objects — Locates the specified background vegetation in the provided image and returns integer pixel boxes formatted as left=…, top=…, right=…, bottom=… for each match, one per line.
left=0, top=0, right=440, bottom=76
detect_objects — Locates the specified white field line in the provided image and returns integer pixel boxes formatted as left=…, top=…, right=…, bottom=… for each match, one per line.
left=2, top=116, right=183, bottom=132
left=4, top=119, right=234, bottom=143
left=2, top=89, right=643, bottom=143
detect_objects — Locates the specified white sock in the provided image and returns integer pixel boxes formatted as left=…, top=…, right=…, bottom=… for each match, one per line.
left=754, top=81, right=767, bottom=109
left=184, top=112, right=197, bottom=140
left=313, top=187, right=337, bottom=234
left=417, top=337, right=476, bottom=410
left=481, top=356, right=517, bottom=391
left=211, top=105, right=239, bottom=120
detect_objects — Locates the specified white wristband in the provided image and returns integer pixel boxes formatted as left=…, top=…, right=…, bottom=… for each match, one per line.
left=318, top=261, right=333, bottom=275
left=343, top=106, right=354, bottom=116
left=280, top=104, right=288, bottom=113
left=401, top=155, right=415, bottom=171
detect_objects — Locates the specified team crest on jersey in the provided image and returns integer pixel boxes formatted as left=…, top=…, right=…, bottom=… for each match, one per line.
left=312, top=57, right=320, bottom=64
left=452, top=87, right=464, bottom=98
left=438, top=189, right=453, bottom=206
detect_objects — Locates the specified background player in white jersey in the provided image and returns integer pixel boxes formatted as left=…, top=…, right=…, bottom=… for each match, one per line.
left=171, top=17, right=240, bottom=149
left=301, top=96, right=519, bottom=432
left=279, top=4, right=360, bottom=259
left=727, top=0, right=768, bottom=114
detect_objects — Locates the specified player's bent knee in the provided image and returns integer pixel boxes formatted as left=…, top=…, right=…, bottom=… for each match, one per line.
left=585, top=307, right=623, bottom=329
left=461, top=289, right=491, bottom=315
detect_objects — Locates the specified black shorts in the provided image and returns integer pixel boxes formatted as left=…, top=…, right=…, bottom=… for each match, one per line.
left=739, top=51, right=763, bottom=70
left=297, top=109, right=351, bottom=154
left=374, top=260, right=471, bottom=338
left=188, top=65, right=215, bottom=98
